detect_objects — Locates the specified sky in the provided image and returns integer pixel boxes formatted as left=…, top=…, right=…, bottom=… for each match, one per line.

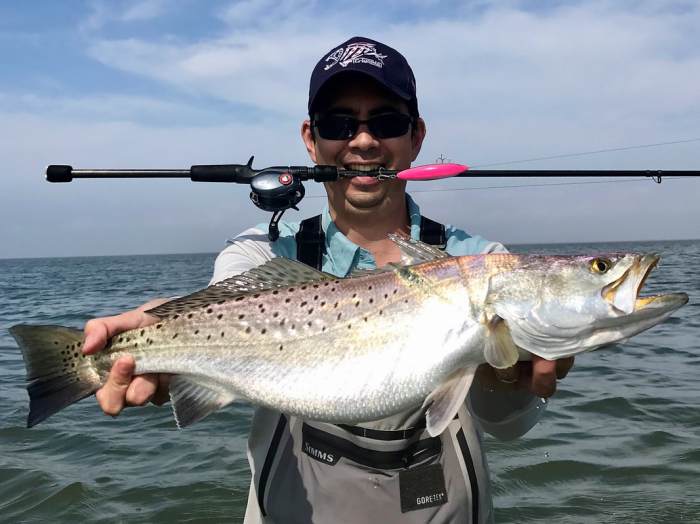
left=1, top=0, right=699, bottom=259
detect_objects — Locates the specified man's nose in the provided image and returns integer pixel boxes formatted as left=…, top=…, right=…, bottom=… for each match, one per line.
left=348, top=123, right=380, bottom=150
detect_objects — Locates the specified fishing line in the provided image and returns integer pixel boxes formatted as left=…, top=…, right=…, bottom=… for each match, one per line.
left=303, top=175, right=700, bottom=199
left=468, top=138, right=700, bottom=168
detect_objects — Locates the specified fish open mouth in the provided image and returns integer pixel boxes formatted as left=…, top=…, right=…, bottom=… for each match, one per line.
left=603, top=254, right=688, bottom=315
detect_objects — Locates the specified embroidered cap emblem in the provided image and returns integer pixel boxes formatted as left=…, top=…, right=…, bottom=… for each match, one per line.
left=324, top=42, right=388, bottom=71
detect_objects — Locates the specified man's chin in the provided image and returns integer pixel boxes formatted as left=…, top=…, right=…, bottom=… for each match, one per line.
left=345, top=191, right=386, bottom=210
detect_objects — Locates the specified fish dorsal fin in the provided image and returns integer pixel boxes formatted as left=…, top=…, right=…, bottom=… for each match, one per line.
left=422, top=366, right=477, bottom=437
left=169, top=375, right=238, bottom=428
left=483, top=316, right=520, bottom=369
left=146, top=257, right=336, bottom=318
left=388, top=234, right=450, bottom=265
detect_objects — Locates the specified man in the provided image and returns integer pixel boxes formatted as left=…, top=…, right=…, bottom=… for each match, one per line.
left=83, top=37, right=573, bottom=523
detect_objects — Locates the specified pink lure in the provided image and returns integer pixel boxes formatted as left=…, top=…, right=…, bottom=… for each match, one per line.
left=396, top=163, right=468, bottom=181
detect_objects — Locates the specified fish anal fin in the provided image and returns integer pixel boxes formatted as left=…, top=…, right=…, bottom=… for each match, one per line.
left=483, top=315, right=520, bottom=369
left=423, top=366, right=477, bottom=437
left=169, top=375, right=237, bottom=428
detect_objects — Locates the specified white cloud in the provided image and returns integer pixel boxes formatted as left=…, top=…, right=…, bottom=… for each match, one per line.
left=3, top=1, right=699, bottom=257
left=81, top=0, right=168, bottom=32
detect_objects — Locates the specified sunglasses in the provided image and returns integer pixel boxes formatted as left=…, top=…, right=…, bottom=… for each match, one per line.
left=313, top=113, right=414, bottom=140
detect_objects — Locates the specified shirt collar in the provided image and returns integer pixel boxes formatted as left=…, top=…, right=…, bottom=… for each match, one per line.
left=321, top=194, right=423, bottom=276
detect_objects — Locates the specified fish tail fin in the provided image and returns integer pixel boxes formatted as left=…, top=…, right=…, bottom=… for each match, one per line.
left=9, top=325, right=102, bottom=427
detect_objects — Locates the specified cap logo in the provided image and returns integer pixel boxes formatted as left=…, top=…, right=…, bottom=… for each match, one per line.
left=324, top=42, right=387, bottom=71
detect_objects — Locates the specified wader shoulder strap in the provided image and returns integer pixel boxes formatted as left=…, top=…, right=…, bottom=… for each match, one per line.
left=419, top=215, right=447, bottom=249
left=295, top=214, right=326, bottom=270
left=295, top=214, right=447, bottom=270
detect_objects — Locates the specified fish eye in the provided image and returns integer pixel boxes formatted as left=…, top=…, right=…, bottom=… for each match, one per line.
left=590, top=258, right=612, bottom=274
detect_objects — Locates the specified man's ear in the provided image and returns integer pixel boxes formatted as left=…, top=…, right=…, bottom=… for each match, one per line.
left=411, top=117, right=427, bottom=162
left=301, top=120, right=318, bottom=163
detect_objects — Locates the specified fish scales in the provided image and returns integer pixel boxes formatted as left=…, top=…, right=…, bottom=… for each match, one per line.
left=10, top=242, right=688, bottom=433
left=98, top=257, right=478, bottom=422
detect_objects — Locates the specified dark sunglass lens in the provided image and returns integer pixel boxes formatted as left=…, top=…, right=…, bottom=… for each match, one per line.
left=316, top=116, right=357, bottom=140
left=368, top=113, right=412, bottom=138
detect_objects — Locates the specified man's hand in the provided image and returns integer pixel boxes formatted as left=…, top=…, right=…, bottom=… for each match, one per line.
left=477, top=356, right=575, bottom=398
left=82, top=298, right=171, bottom=416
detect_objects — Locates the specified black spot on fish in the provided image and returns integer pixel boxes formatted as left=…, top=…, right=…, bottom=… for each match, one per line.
left=313, top=295, right=319, bottom=301
left=334, top=302, right=339, bottom=308
left=272, top=290, right=279, bottom=295
left=54, top=341, right=59, bottom=345
left=156, top=324, right=162, bottom=329
left=307, top=321, right=312, bottom=327
left=245, top=327, right=251, bottom=334
left=308, top=308, right=313, bottom=315
left=279, top=344, right=283, bottom=351
left=301, top=301, right=307, bottom=307
left=352, top=293, right=357, bottom=299
left=221, top=332, right=225, bottom=337
left=207, top=308, right=213, bottom=314
left=331, top=287, right=336, bottom=292
left=279, top=319, right=285, bottom=326
left=348, top=324, right=352, bottom=329
left=289, top=287, right=295, bottom=292
left=393, top=289, right=398, bottom=294
left=291, top=324, right=296, bottom=330
left=368, top=285, right=373, bottom=290
left=320, top=301, right=326, bottom=307
left=369, top=298, right=374, bottom=304
left=235, top=297, right=244, bottom=302
left=238, top=314, right=245, bottom=320
left=174, top=314, right=180, bottom=320
left=301, top=286, right=307, bottom=290
left=379, top=310, right=384, bottom=316
left=261, top=328, right=267, bottom=334
left=285, top=298, right=291, bottom=303
left=384, top=294, right=388, bottom=299
left=324, top=282, right=330, bottom=287
left=172, top=333, right=178, bottom=339
left=321, top=326, right=326, bottom=332
left=313, top=284, right=319, bottom=289
left=364, top=317, right=368, bottom=322
left=194, top=330, right=199, bottom=335
left=217, top=314, right=223, bottom=320
left=217, top=300, right=226, bottom=304
left=337, top=313, right=342, bottom=320
left=187, top=313, right=193, bottom=319
left=253, top=294, right=260, bottom=299
left=207, top=334, right=212, bottom=340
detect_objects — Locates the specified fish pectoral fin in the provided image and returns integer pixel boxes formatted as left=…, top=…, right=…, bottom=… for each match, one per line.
left=483, top=316, right=520, bottom=369
left=423, top=366, right=477, bottom=437
left=168, top=375, right=237, bottom=428
left=388, top=233, right=450, bottom=265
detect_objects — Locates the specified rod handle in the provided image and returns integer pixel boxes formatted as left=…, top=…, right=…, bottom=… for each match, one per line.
left=46, top=165, right=73, bottom=183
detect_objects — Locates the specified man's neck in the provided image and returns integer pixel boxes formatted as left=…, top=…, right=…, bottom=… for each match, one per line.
left=329, top=197, right=410, bottom=267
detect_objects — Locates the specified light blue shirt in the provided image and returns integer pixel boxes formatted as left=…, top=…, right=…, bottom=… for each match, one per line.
left=259, top=194, right=504, bottom=277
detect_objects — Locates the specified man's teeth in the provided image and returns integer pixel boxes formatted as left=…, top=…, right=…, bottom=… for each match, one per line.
left=347, top=164, right=384, bottom=172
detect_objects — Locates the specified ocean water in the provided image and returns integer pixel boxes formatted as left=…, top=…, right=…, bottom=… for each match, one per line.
left=0, top=240, right=698, bottom=523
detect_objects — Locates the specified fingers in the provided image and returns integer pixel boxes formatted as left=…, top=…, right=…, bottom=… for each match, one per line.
left=82, top=299, right=168, bottom=356
left=96, top=356, right=136, bottom=416
left=530, top=356, right=558, bottom=398
left=125, top=374, right=160, bottom=407
left=556, top=357, right=575, bottom=379
left=151, top=375, right=172, bottom=406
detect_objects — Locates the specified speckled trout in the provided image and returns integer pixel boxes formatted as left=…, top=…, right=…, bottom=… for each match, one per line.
left=10, top=237, right=688, bottom=436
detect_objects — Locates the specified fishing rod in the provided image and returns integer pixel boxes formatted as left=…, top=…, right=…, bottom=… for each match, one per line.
left=45, top=159, right=700, bottom=241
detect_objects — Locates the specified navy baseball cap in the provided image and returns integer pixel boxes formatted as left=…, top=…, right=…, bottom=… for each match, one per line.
left=308, top=36, right=418, bottom=117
